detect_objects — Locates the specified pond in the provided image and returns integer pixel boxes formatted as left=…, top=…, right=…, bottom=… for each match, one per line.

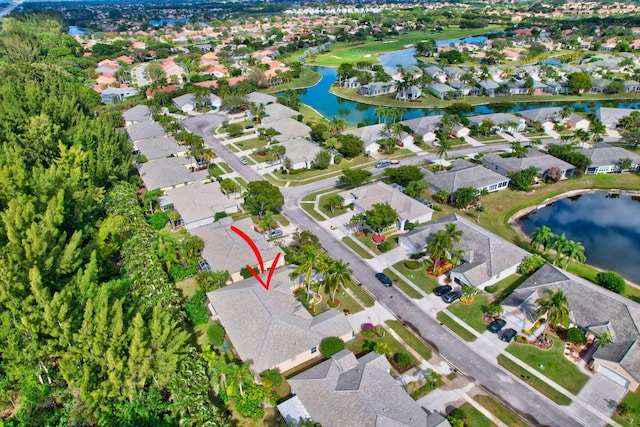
left=295, top=66, right=640, bottom=126
left=149, top=18, right=188, bottom=27
left=68, top=26, right=87, bottom=35
left=518, top=192, right=640, bottom=283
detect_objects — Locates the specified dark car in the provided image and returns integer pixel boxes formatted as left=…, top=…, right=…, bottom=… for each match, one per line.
left=442, top=291, right=462, bottom=303
left=501, top=328, right=517, bottom=343
left=434, top=285, right=452, bottom=297
left=375, top=273, right=393, bottom=287
left=488, top=318, right=507, bottom=333
left=198, top=259, right=211, bottom=272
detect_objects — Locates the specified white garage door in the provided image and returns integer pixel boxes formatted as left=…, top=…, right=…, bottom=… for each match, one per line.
left=597, top=365, right=631, bottom=388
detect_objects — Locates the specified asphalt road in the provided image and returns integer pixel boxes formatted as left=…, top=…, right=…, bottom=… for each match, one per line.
left=183, top=115, right=587, bottom=426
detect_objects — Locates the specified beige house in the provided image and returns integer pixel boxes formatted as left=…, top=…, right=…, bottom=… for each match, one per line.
left=206, top=266, right=354, bottom=374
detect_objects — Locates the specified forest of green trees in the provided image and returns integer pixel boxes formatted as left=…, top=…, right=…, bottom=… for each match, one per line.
left=0, top=14, right=230, bottom=426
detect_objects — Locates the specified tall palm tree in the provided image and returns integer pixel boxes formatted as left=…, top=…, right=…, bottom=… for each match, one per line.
left=475, top=205, right=485, bottom=223
left=530, top=225, right=555, bottom=252
left=259, top=210, right=278, bottom=232
left=563, top=240, right=586, bottom=269
left=559, top=105, right=573, bottom=121
left=349, top=212, right=366, bottom=232
left=374, top=106, right=391, bottom=124
left=589, top=119, right=606, bottom=143
left=329, top=116, right=347, bottom=136
left=325, top=259, right=354, bottom=303
left=435, top=138, right=453, bottom=160
left=534, top=288, right=570, bottom=336
left=444, top=223, right=463, bottom=247
left=552, top=233, right=570, bottom=266
left=426, top=231, right=450, bottom=270
left=227, top=361, right=253, bottom=397
left=293, top=244, right=328, bottom=293
left=326, top=195, right=343, bottom=215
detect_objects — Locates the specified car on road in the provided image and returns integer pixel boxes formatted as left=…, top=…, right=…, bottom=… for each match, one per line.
left=488, top=318, right=507, bottom=333
left=240, top=158, right=249, bottom=165
left=198, top=259, right=211, bottom=272
left=375, top=273, right=393, bottom=287
left=442, top=290, right=462, bottom=303
left=434, top=285, right=452, bottom=296
left=501, top=328, right=517, bottom=343
left=375, top=161, right=390, bottom=169
left=267, top=229, right=283, bottom=239
left=390, top=159, right=400, bottom=165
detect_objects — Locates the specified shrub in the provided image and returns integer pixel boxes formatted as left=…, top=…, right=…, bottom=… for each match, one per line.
left=566, top=328, right=587, bottom=345
left=484, top=285, right=497, bottom=294
left=617, top=402, right=631, bottom=417
left=361, top=323, right=375, bottom=336
left=240, top=266, right=255, bottom=279
left=169, top=264, right=197, bottom=281
left=184, top=290, right=210, bottom=326
left=260, top=368, right=283, bottom=389
left=448, top=408, right=466, bottom=421
left=515, top=335, right=528, bottom=344
left=519, top=254, right=546, bottom=275
left=378, top=241, right=392, bottom=252
left=595, top=271, right=626, bottom=294
left=334, top=153, right=343, bottom=164
left=214, top=211, right=228, bottom=221
left=404, top=260, right=422, bottom=270
left=393, top=352, right=411, bottom=368
left=207, top=323, right=226, bottom=346
left=147, top=212, right=169, bottom=230
left=136, top=154, right=148, bottom=164
left=319, top=337, right=345, bottom=358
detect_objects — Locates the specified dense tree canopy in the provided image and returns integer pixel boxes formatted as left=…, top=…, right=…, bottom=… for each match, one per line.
left=243, top=181, right=285, bottom=215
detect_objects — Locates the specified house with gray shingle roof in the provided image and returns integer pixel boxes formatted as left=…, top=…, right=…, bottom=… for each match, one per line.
left=578, top=143, right=640, bottom=174
left=165, top=181, right=239, bottom=230
left=283, top=350, right=447, bottom=427
left=398, top=214, right=528, bottom=289
left=123, top=105, right=152, bottom=125
left=206, top=266, right=353, bottom=374
left=126, top=121, right=165, bottom=142
left=339, top=181, right=433, bottom=231
left=245, top=91, right=277, bottom=105
left=137, top=156, right=209, bottom=191
left=357, top=81, right=395, bottom=97
left=281, top=137, right=321, bottom=170
left=424, top=159, right=509, bottom=195
left=262, top=103, right=299, bottom=124
left=343, top=123, right=412, bottom=152
left=502, top=264, right=640, bottom=391
left=595, top=107, right=639, bottom=128
left=401, top=115, right=443, bottom=137
left=135, top=136, right=184, bottom=160
left=268, top=118, right=311, bottom=142
left=481, top=148, right=578, bottom=179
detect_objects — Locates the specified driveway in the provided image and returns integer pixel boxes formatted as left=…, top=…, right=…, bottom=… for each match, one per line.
left=570, top=373, right=627, bottom=422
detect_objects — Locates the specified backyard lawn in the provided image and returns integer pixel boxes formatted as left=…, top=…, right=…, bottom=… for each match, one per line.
left=392, top=260, right=440, bottom=294
left=506, top=336, right=589, bottom=395
left=491, top=274, right=528, bottom=303
left=386, top=320, right=432, bottom=361
left=447, top=294, right=490, bottom=334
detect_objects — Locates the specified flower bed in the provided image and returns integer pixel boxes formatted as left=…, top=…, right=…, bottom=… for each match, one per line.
left=361, top=322, right=376, bottom=337
left=427, top=259, right=453, bottom=277
left=372, top=234, right=386, bottom=243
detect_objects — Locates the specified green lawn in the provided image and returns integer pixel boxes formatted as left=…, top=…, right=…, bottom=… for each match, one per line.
left=313, top=284, right=364, bottom=315
left=355, top=229, right=399, bottom=255
left=262, top=67, right=322, bottom=94
left=300, top=201, right=327, bottom=222
left=275, top=213, right=290, bottom=226
left=217, top=162, right=232, bottom=173
left=392, top=260, right=440, bottom=294
left=473, top=395, right=528, bottom=427
left=346, top=332, right=419, bottom=368
left=436, top=311, right=476, bottom=342
left=506, top=336, right=589, bottom=395
left=234, top=177, right=248, bottom=189
left=176, top=276, right=198, bottom=299
left=341, top=236, right=374, bottom=259
left=492, top=274, right=528, bottom=303
left=383, top=268, right=423, bottom=299
left=612, top=387, right=640, bottom=426
left=454, top=402, right=494, bottom=427
left=497, top=355, right=572, bottom=405
left=386, top=320, right=432, bottom=361
left=346, top=281, right=375, bottom=307
left=318, top=192, right=350, bottom=218
left=447, top=294, right=490, bottom=334
left=235, top=137, right=268, bottom=151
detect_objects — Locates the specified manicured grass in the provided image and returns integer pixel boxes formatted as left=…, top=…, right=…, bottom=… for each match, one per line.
left=436, top=311, right=477, bottom=342
left=354, top=229, right=399, bottom=255
left=392, top=260, right=440, bottom=294
left=299, top=104, right=326, bottom=125
left=275, top=213, right=290, bottom=226
left=473, top=394, right=528, bottom=427
left=383, top=268, right=423, bottom=299
left=341, top=236, right=374, bottom=259
left=285, top=156, right=373, bottom=181
left=455, top=402, right=494, bottom=427
left=506, top=336, right=589, bottom=395
left=302, top=201, right=327, bottom=222
left=447, top=294, right=490, bottom=334
left=346, top=281, right=375, bottom=307
left=235, top=177, right=248, bottom=189
left=318, top=192, right=350, bottom=218
left=314, top=284, right=364, bottom=315
left=235, top=137, right=267, bottom=151
left=262, top=67, right=322, bottom=94
left=226, top=143, right=240, bottom=153
left=497, top=354, right=572, bottom=405
left=612, top=387, right=640, bottom=427
left=492, top=274, right=528, bottom=303
left=623, top=285, right=640, bottom=304
left=386, top=320, right=432, bottom=361
left=566, top=261, right=599, bottom=283
left=217, top=162, right=232, bottom=173
left=176, top=276, right=199, bottom=299
left=346, top=332, right=419, bottom=368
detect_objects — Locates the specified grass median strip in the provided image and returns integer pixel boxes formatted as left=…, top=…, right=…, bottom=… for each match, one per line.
left=383, top=268, right=422, bottom=299
left=301, top=202, right=326, bottom=222
left=347, top=281, right=375, bottom=307
left=473, top=394, right=529, bottom=427
left=497, top=355, right=572, bottom=405
left=386, top=320, right=432, bottom=361
left=436, top=311, right=476, bottom=342
left=341, top=236, right=373, bottom=259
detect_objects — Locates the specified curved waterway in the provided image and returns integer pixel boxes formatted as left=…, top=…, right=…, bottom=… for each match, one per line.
left=517, top=192, right=640, bottom=283
left=295, top=66, right=640, bottom=126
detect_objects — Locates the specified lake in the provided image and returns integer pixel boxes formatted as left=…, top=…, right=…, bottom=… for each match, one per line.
left=149, top=18, right=188, bottom=27
left=295, top=66, right=640, bottom=126
left=518, top=192, right=640, bottom=283
left=68, top=26, right=87, bottom=35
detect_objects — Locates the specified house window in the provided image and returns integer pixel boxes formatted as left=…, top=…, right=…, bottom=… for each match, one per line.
left=311, top=346, right=317, bottom=354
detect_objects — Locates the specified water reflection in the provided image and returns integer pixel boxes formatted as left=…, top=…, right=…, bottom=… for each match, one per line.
left=519, top=193, right=640, bottom=283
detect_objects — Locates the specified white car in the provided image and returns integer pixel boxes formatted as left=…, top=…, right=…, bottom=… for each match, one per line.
left=240, top=158, right=249, bottom=165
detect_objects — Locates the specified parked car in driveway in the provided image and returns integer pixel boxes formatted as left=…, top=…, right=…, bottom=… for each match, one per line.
left=488, top=318, right=507, bottom=333
left=442, top=290, right=461, bottom=303
left=198, top=259, right=211, bottom=272
left=375, top=273, right=393, bottom=287
left=501, top=328, right=517, bottom=343
left=434, top=285, right=452, bottom=296
left=267, top=229, right=283, bottom=239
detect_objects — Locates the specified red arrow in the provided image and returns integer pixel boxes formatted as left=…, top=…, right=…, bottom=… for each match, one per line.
left=230, top=225, right=282, bottom=290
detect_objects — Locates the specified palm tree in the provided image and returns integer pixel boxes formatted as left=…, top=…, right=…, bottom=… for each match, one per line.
left=563, top=240, right=586, bottom=269
left=594, top=332, right=612, bottom=348
left=293, top=244, right=328, bottom=293
left=325, top=259, right=354, bottom=303
left=329, top=116, right=347, bottom=136
left=326, top=195, right=343, bottom=215
left=530, top=225, right=556, bottom=252
left=589, top=119, right=606, bottom=143
left=426, top=231, right=450, bottom=271
left=435, top=138, right=453, bottom=159
left=390, top=122, right=404, bottom=143
left=574, top=129, right=590, bottom=146
left=227, top=361, right=253, bottom=397
left=259, top=210, right=278, bottom=232
left=374, top=106, right=391, bottom=124
left=474, top=205, right=485, bottom=223
left=552, top=232, right=570, bottom=266
left=349, top=212, right=366, bottom=233
left=559, top=105, right=573, bottom=121
left=534, top=288, right=570, bottom=337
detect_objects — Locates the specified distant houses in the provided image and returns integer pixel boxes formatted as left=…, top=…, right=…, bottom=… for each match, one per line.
left=424, top=159, right=510, bottom=196
left=481, top=148, right=578, bottom=180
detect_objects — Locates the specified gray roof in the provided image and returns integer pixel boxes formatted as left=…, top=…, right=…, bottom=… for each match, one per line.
left=401, top=115, right=443, bottom=135
left=518, top=107, right=562, bottom=123
left=206, top=266, right=352, bottom=373
left=343, top=123, right=409, bottom=149
left=126, top=121, right=165, bottom=142
left=595, top=107, right=638, bottom=128
left=269, top=118, right=311, bottom=142
left=481, top=149, right=576, bottom=175
left=172, top=93, right=195, bottom=109
left=429, top=83, right=457, bottom=93
left=137, top=156, right=208, bottom=190
left=502, top=264, right=640, bottom=382
left=577, top=144, right=640, bottom=167
left=281, top=137, right=321, bottom=165
left=123, top=105, right=152, bottom=123
left=245, top=91, right=277, bottom=105
left=399, top=214, right=528, bottom=287
left=479, top=80, right=499, bottom=90
left=262, top=103, right=299, bottom=124
left=165, top=181, right=238, bottom=225
left=192, top=217, right=282, bottom=276
left=135, top=136, right=182, bottom=160
left=287, top=350, right=429, bottom=427
left=424, top=159, right=509, bottom=194
left=277, top=395, right=312, bottom=426
left=339, top=182, right=433, bottom=223
left=468, top=113, right=522, bottom=127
